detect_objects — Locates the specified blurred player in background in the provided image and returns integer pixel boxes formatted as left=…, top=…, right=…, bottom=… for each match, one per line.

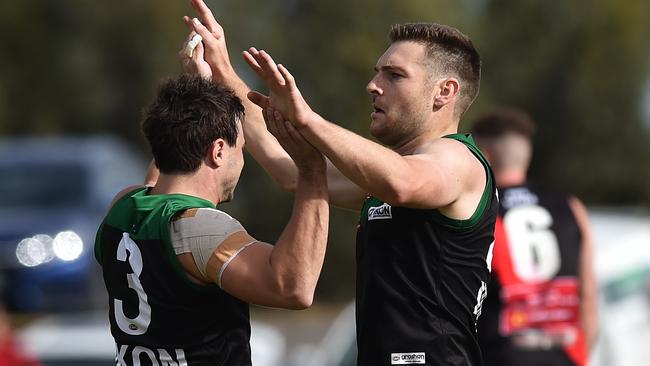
left=471, top=107, right=597, bottom=366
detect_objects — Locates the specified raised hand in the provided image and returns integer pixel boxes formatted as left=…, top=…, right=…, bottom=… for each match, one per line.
left=243, top=48, right=318, bottom=129
left=263, top=107, right=324, bottom=172
left=178, top=29, right=211, bottom=79
left=184, top=0, right=236, bottom=82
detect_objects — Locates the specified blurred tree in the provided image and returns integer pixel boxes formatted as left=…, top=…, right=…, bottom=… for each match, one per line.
left=470, top=0, right=650, bottom=206
left=0, top=0, right=187, bottom=142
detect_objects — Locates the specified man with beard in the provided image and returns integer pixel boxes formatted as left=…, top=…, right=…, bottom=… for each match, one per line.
left=182, top=1, right=497, bottom=364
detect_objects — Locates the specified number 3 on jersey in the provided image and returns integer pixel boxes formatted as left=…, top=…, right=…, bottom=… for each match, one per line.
left=503, top=205, right=561, bottom=282
left=114, top=233, right=152, bottom=335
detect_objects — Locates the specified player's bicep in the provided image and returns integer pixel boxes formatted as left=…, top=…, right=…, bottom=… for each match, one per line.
left=179, top=229, right=284, bottom=307
left=396, top=152, right=466, bottom=208
left=218, top=242, right=290, bottom=306
left=203, top=231, right=259, bottom=286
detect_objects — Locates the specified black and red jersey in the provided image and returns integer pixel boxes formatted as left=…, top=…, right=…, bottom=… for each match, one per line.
left=477, top=183, right=587, bottom=366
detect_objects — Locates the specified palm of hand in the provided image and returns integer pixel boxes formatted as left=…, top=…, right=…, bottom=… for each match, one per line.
left=267, top=87, right=310, bottom=129
left=196, top=59, right=212, bottom=79
left=180, top=54, right=212, bottom=79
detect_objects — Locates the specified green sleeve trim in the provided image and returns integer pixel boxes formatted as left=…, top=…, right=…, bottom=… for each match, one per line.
left=359, top=196, right=383, bottom=224
left=95, top=186, right=148, bottom=265
left=429, top=134, right=494, bottom=229
left=103, top=189, right=220, bottom=292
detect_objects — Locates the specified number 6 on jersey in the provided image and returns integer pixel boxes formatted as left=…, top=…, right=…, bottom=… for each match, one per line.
left=503, top=205, right=561, bottom=282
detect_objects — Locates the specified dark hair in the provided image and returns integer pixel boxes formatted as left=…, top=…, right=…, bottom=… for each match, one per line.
left=470, top=107, right=536, bottom=140
left=389, top=23, right=481, bottom=116
left=142, top=74, right=244, bottom=174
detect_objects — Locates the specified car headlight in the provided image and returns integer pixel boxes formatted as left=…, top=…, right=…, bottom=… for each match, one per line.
left=16, top=236, right=50, bottom=267
left=15, top=231, right=83, bottom=267
left=53, top=231, right=83, bottom=261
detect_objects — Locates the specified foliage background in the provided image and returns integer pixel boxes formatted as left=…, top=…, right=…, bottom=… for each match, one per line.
left=1, top=0, right=649, bottom=301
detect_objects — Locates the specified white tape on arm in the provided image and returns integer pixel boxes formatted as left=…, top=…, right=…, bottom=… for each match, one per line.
left=170, top=208, right=254, bottom=285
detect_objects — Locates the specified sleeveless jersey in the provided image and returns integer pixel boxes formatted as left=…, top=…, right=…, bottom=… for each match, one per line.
left=477, top=183, right=586, bottom=366
left=355, top=134, right=498, bottom=366
left=95, top=187, right=251, bottom=366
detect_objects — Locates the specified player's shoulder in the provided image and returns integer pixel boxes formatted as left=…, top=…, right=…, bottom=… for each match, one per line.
left=174, top=207, right=237, bottom=222
left=419, top=136, right=487, bottom=182
left=418, top=136, right=477, bottom=160
left=108, top=185, right=146, bottom=209
left=171, top=207, right=245, bottom=237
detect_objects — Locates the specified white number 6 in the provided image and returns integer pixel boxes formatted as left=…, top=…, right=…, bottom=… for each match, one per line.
left=503, top=205, right=560, bottom=282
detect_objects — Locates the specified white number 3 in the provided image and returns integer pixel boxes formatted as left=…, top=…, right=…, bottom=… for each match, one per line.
left=114, top=233, right=152, bottom=335
left=503, top=205, right=561, bottom=282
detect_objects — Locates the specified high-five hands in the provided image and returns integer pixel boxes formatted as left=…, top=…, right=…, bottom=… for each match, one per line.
left=243, top=48, right=319, bottom=130
left=263, top=107, right=324, bottom=171
left=180, top=1, right=323, bottom=169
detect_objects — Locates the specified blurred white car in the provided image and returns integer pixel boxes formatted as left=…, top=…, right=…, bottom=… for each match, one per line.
left=590, top=209, right=650, bottom=366
left=0, top=136, right=146, bottom=313
left=18, top=311, right=286, bottom=366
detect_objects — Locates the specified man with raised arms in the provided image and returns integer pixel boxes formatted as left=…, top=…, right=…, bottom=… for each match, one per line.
left=96, top=73, right=328, bottom=365
left=184, top=1, right=497, bottom=364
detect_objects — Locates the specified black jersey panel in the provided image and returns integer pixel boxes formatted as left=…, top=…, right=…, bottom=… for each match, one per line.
left=96, top=190, right=252, bottom=365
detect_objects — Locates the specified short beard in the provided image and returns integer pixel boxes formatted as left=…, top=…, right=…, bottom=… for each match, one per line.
left=221, top=186, right=235, bottom=203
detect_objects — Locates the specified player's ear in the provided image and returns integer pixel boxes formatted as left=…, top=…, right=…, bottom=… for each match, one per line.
left=433, top=77, right=460, bottom=109
left=206, top=139, right=226, bottom=168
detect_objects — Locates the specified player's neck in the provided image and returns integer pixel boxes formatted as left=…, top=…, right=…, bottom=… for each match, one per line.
left=149, top=172, right=221, bottom=205
left=495, top=169, right=527, bottom=188
left=394, top=119, right=458, bottom=155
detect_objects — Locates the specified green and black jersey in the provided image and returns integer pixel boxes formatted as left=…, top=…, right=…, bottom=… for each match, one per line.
left=95, top=187, right=251, bottom=366
left=355, top=134, right=498, bottom=366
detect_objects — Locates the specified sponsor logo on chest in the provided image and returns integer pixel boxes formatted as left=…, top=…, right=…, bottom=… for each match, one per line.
left=391, top=352, right=426, bottom=364
left=368, top=203, right=393, bottom=221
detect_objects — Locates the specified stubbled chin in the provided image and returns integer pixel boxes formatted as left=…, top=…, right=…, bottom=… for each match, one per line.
left=369, top=119, right=385, bottom=140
